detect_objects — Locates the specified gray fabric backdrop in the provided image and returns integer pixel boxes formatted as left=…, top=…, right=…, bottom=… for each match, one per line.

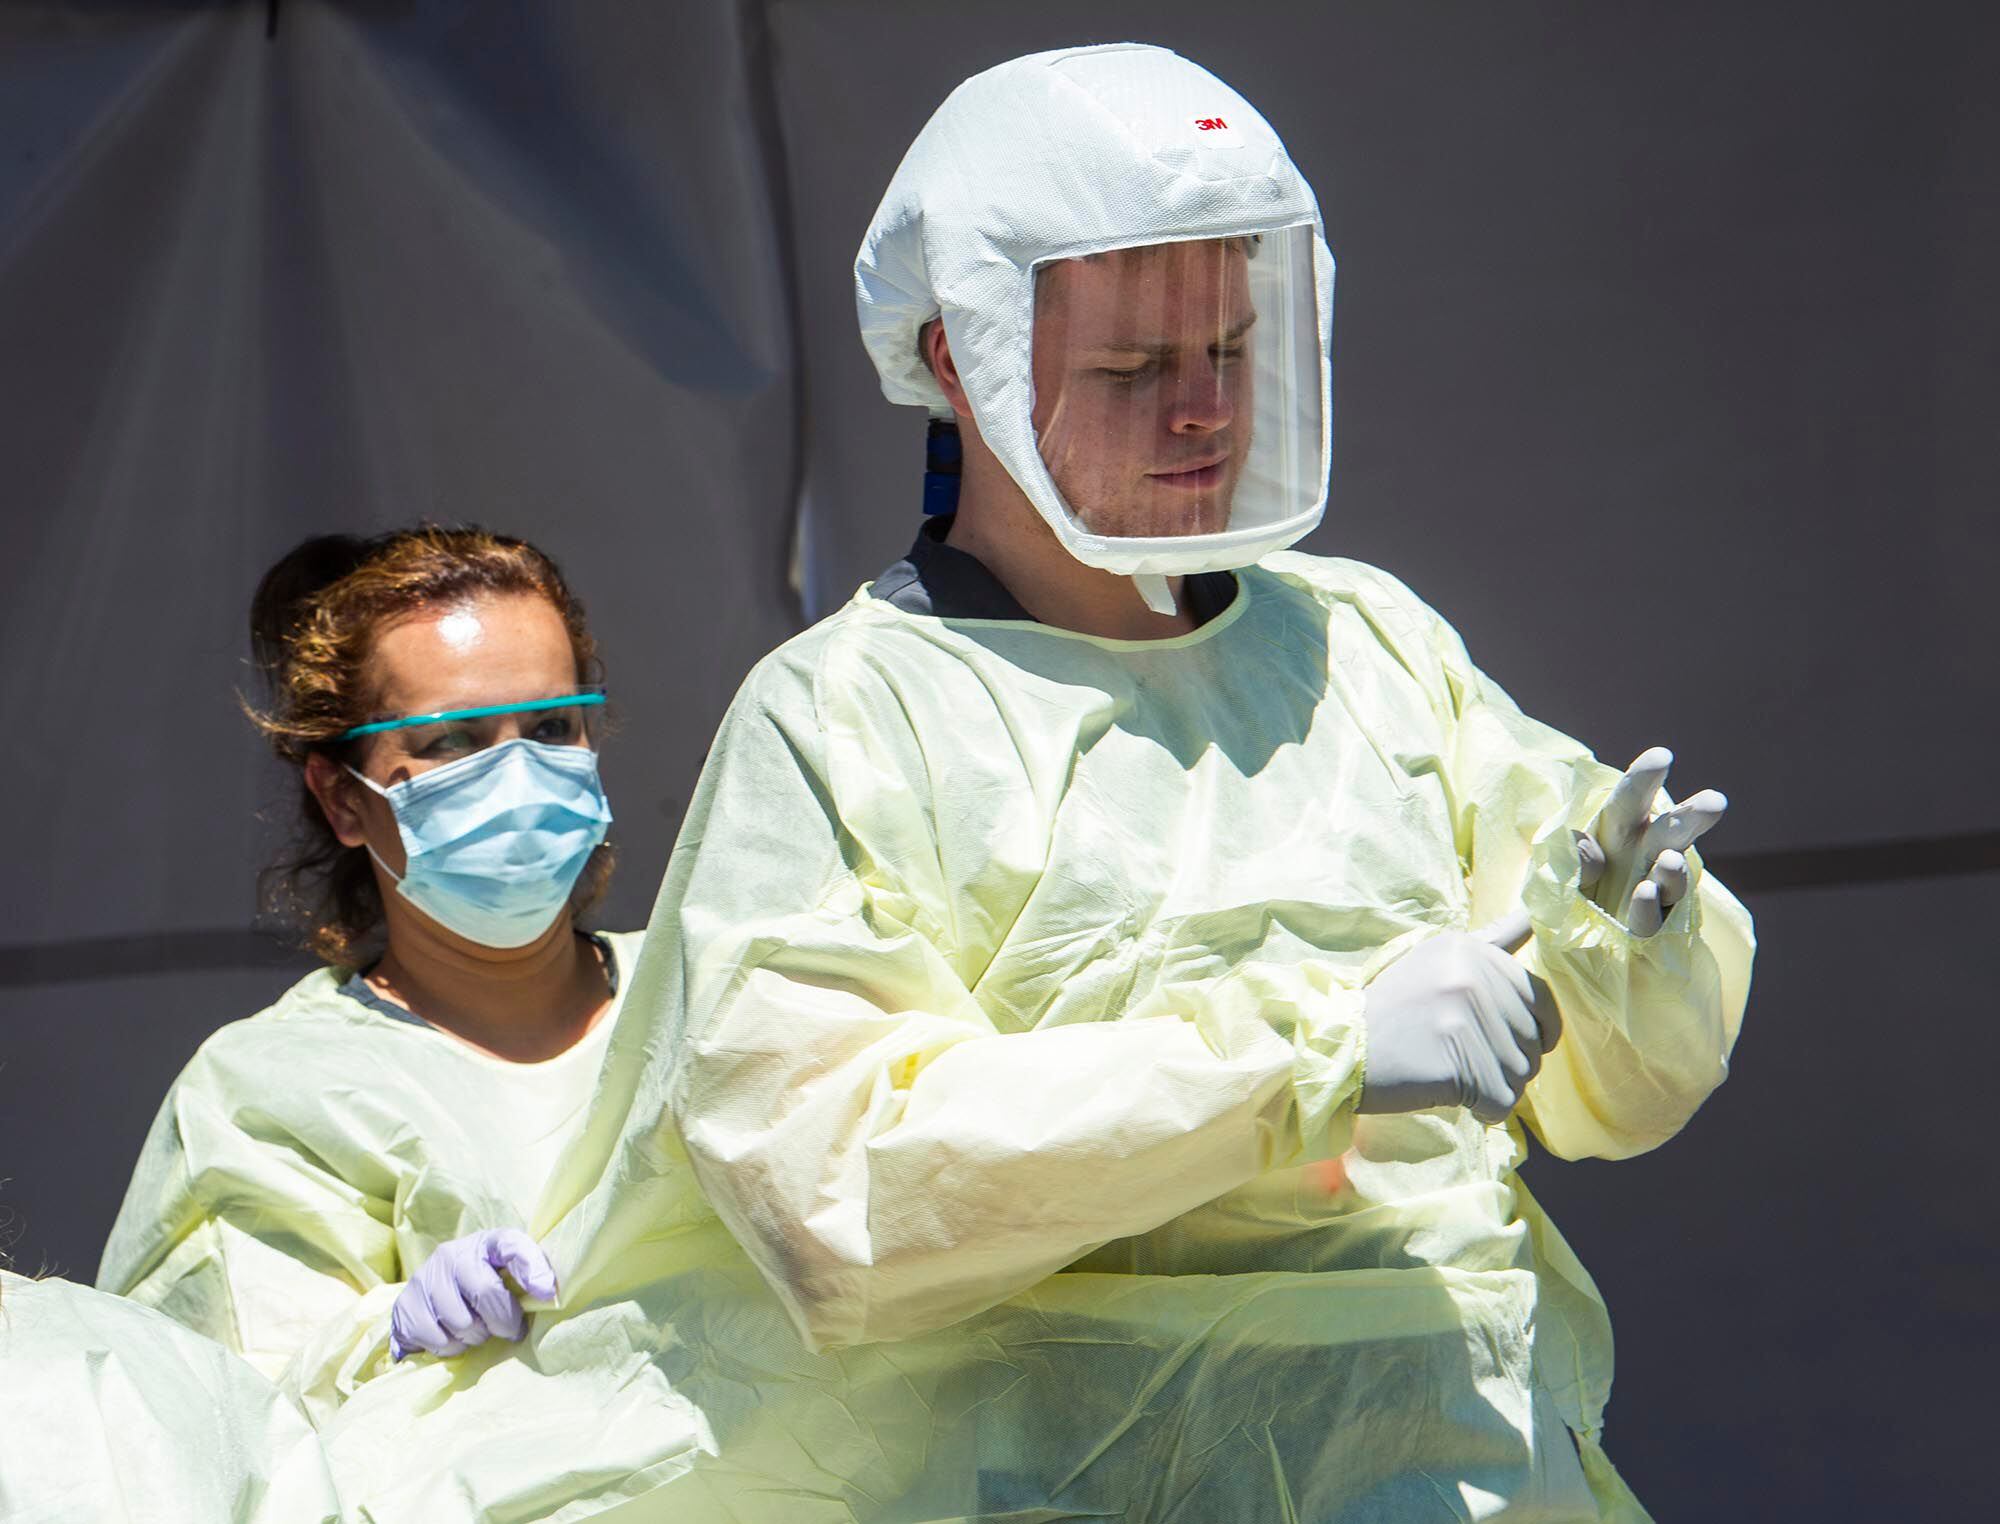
left=1, top=2, right=1992, bottom=1516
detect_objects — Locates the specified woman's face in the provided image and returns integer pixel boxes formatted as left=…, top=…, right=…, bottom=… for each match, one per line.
left=312, top=591, right=585, bottom=876
left=357, top=593, right=589, bottom=784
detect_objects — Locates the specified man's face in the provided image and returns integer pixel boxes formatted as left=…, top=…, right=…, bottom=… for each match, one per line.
left=1030, top=238, right=1256, bottom=539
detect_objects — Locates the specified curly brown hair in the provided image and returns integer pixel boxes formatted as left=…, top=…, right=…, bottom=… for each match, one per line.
left=247, top=526, right=612, bottom=966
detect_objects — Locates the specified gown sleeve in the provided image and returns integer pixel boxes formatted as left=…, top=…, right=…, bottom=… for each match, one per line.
left=658, top=654, right=1369, bottom=1353
left=0, top=1274, right=345, bottom=1524
left=97, top=1027, right=405, bottom=1397
left=1388, top=571, right=1757, bottom=1162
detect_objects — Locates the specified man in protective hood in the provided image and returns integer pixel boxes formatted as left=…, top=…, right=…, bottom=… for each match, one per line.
left=642, top=42, right=1754, bottom=1522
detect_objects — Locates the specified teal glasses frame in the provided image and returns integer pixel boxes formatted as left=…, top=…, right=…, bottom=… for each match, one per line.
left=337, top=691, right=608, bottom=743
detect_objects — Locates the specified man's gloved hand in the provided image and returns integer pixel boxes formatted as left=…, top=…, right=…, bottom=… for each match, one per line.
left=1357, top=915, right=1561, bottom=1124
left=1578, top=747, right=1728, bottom=937
left=389, top=1228, right=559, bottom=1361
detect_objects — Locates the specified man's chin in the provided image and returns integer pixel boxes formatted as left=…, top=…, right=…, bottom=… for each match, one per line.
left=1083, top=492, right=1235, bottom=540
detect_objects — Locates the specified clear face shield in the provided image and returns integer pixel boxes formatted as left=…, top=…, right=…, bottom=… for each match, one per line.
left=1028, top=222, right=1324, bottom=563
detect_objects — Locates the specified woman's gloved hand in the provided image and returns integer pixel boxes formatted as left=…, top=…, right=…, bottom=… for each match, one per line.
left=1579, top=747, right=1728, bottom=936
left=389, top=1228, right=559, bottom=1361
left=1357, top=916, right=1561, bottom=1124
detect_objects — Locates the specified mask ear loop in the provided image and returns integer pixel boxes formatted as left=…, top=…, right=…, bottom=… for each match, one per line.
left=341, top=764, right=406, bottom=883
left=361, top=842, right=405, bottom=885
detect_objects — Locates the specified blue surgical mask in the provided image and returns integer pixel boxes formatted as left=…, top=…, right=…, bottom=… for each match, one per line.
left=345, top=738, right=614, bottom=949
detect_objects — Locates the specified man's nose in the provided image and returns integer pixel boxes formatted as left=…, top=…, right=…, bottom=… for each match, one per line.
left=1164, top=355, right=1234, bottom=434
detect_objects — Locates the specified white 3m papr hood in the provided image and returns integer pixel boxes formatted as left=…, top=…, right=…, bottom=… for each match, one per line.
left=855, top=43, right=1335, bottom=583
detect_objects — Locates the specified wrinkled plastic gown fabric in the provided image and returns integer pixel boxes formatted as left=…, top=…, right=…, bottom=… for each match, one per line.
left=0, top=1272, right=342, bottom=1522
left=95, top=932, right=643, bottom=1421
left=316, top=555, right=1751, bottom=1521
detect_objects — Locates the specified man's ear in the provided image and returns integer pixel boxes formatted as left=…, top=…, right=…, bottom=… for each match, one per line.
left=304, top=752, right=370, bottom=848
left=922, top=320, right=976, bottom=421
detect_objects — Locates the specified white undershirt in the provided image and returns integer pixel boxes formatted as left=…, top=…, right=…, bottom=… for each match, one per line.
left=338, top=934, right=626, bottom=1221
left=462, top=1011, right=617, bottom=1220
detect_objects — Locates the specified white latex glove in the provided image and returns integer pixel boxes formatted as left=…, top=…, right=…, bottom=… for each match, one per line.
left=1357, top=915, right=1560, bottom=1124
left=1578, top=747, right=1728, bottom=937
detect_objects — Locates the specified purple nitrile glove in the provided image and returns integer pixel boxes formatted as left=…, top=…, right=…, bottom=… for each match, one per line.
left=389, top=1228, right=559, bottom=1361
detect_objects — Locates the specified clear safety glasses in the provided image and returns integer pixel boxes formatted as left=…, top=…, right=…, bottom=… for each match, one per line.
left=1029, top=223, right=1323, bottom=546
left=338, top=689, right=606, bottom=767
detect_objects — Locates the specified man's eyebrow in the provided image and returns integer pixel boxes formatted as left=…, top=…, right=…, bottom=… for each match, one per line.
left=1084, top=311, right=1258, bottom=358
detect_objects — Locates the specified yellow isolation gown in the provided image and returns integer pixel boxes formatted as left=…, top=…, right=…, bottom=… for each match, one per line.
left=311, top=553, right=1751, bottom=1522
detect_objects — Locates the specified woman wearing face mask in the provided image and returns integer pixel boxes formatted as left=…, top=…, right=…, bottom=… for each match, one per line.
left=98, top=526, right=632, bottom=1419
